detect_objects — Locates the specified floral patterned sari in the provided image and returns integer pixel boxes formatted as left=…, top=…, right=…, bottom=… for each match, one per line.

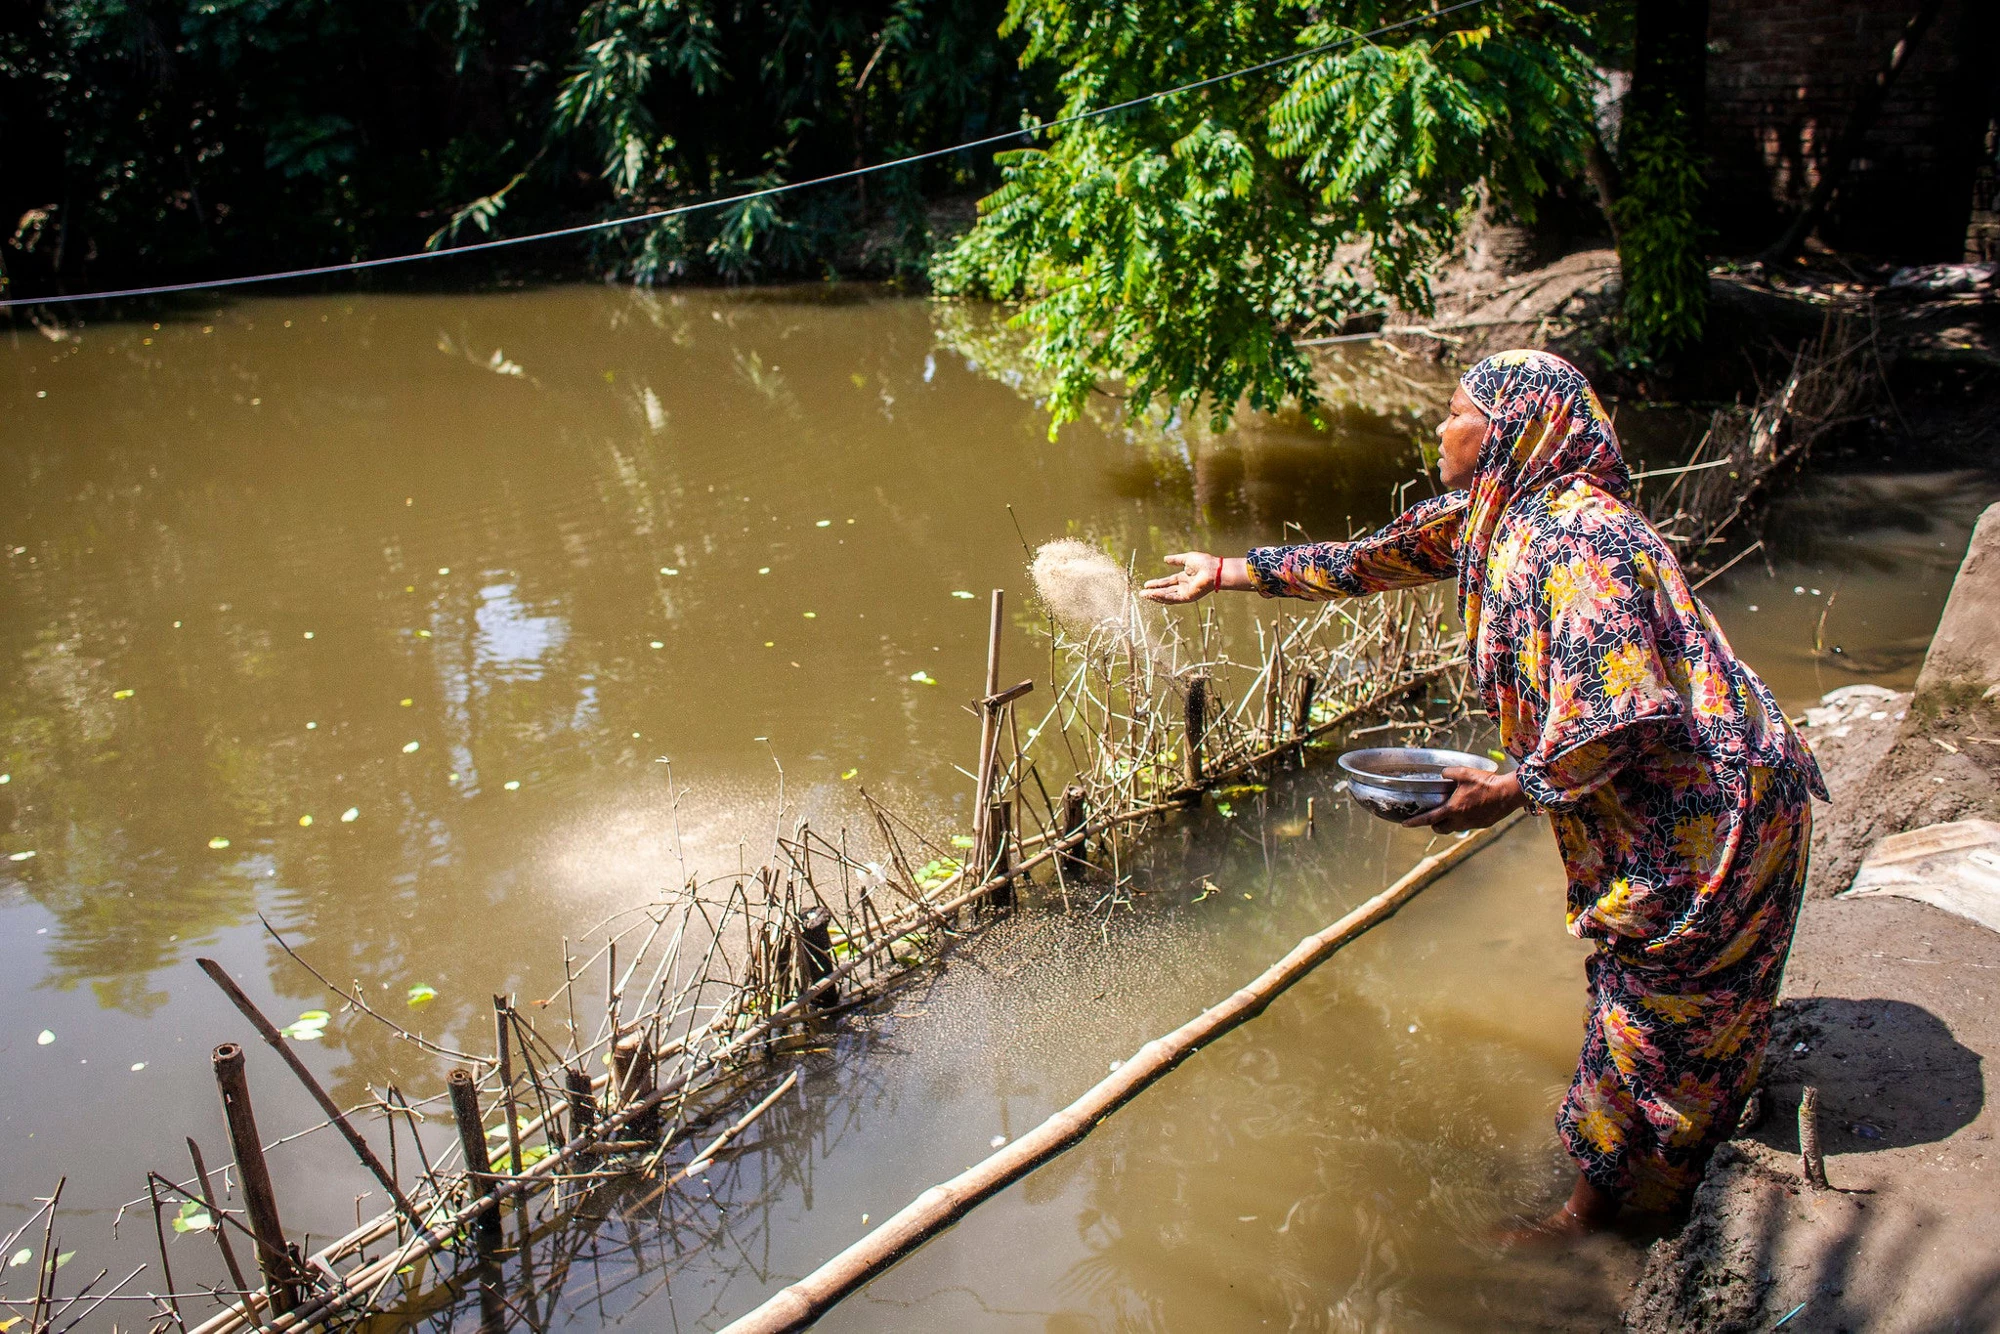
left=1246, top=350, right=1825, bottom=1209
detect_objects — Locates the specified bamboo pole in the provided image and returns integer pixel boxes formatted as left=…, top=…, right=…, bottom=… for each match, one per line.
left=1182, top=676, right=1209, bottom=789
left=971, top=589, right=1005, bottom=872
left=447, top=1070, right=503, bottom=1247
left=718, top=812, right=1527, bottom=1334
left=1058, top=786, right=1087, bottom=881
left=211, top=1044, right=300, bottom=1315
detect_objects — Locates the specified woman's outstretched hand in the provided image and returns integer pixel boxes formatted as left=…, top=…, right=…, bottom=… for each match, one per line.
left=1402, top=767, right=1527, bottom=833
left=1140, top=553, right=1252, bottom=604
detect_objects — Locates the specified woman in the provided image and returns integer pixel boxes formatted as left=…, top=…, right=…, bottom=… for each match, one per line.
left=1140, top=350, right=1825, bottom=1232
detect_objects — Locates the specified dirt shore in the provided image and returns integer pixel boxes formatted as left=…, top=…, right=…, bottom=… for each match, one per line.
left=1622, top=507, right=2000, bottom=1333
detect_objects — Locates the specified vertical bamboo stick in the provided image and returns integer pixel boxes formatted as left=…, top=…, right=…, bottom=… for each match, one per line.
left=972, top=589, right=1004, bottom=873
left=211, top=1043, right=299, bottom=1315
left=1294, top=672, right=1318, bottom=738
left=987, top=799, right=1014, bottom=910
left=1182, top=676, right=1209, bottom=789
left=1799, top=1085, right=1828, bottom=1190
left=798, top=906, right=837, bottom=1007
left=1059, top=786, right=1087, bottom=881
left=494, top=998, right=522, bottom=1177
left=565, top=1068, right=598, bottom=1172
left=447, top=1069, right=502, bottom=1246
left=1262, top=622, right=1283, bottom=743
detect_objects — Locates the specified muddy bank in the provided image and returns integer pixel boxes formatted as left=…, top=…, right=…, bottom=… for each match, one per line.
left=1623, top=506, right=2000, bottom=1333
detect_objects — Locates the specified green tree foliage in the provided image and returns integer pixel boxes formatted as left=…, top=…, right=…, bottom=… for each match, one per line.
left=1613, top=0, right=1708, bottom=356
left=0, top=0, right=1032, bottom=297
left=932, top=0, right=1599, bottom=432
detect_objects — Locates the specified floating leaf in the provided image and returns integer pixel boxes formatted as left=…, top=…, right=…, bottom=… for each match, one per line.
left=297, top=1009, right=331, bottom=1024
left=649, top=640, right=664, bottom=649
left=299, top=815, right=313, bottom=827
left=815, top=519, right=832, bottom=528
left=402, top=741, right=420, bottom=753
left=113, top=688, right=135, bottom=699
left=660, top=566, right=679, bottom=575
left=53, top=1252, right=72, bottom=1269
left=171, top=1200, right=213, bottom=1234
left=1, top=1314, right=20, bottom=1330
left=131, top=1061, right=146, bottom=1071
left=757, top=566, right=771, bottom=575
left=950, top=835, right=975, bottom=849
left=340, top=807, right=359, bottom=822
left=208, top=836, right=231, bottom=849
left=8, top=850, right=34, bottom=862
left=840, top=769, right=858, bottom=781
left=36, top=1030, right=53, bottom=1046
left=503, top=780, right=520, bottom=791
left=400, top=698, right=413, bottom=707
left=802, top=611, right=816, bottom=619
left=406, top=983, right=437, bottom=1007
left=909, top=671, right=937, bottom=685
left=1205, top=780, right=1269, bottom=805
left=1193, top=880, right=1218, bottom=902
left=950, top=591, right=975, bottom=599
left=7, top=1248, right=28, bottom=1266
left=1214, top=800, right=1235, bottom=818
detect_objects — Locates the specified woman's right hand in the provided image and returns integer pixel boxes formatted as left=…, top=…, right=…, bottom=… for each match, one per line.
left=1141, top=552, right=1248, bottom=604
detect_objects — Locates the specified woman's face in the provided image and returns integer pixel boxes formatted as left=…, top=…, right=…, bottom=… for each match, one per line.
left=1435, top=385, right=1488, bottom=489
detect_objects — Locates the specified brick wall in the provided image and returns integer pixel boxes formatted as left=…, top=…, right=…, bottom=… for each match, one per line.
left=1703, top=0, right=1998, bottom=260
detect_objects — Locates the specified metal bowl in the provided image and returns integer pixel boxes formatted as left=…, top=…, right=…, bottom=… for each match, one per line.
left=1336, top=746, right=1499, bottom=823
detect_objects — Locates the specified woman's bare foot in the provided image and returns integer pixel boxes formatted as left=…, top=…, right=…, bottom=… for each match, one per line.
left=1495, top=1172, right=1620, bottom=1246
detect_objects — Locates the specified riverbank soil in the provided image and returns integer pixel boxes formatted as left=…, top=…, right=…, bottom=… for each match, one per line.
left=1624, top=506, right=2000, bottom=1332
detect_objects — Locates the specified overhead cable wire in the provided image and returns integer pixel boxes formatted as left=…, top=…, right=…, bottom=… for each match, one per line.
left=1, top=0, right=1491, bottom=311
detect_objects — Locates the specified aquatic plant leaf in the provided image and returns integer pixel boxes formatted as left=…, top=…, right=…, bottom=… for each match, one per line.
left=503, top=780, right=521, bottom=790
left=172, top=1200, right=213, bottom=1233
left=1, top=1314, right=22, bottom=1329
left=402, top=741, right=420, bottom=753
left=909, top=671, right=938, bottom=685
left=7, top=851, right=33, bottom=861
left=207, top=836, right=231, bottom=849
left=1214, top=800, right=1234, bottom=818
left=950, top=591, right=975, bottom=599
left=407, top=983, right=438, bottom=1007
left=297, top=1010, right=331, bottom=1024
left=113, top=689, right=135, bottom=699
left=949, top=835, right=974, bottom=848
left=36, top=1030, right=53, bottom=1045
left=7, top=1248, right=27, bottom=1266
left=1213, top=783, right=1266, bottom=798
left=840, top=769, right=857, bottom=780
left=340, top=807, right=360, bottom=822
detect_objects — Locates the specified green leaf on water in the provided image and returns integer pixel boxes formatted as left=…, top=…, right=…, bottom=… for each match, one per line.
left=1213, top=783, right=1266, bottom=798
left=908, top=671, right=937, bottom=685
left=53, top=1252, right=72, bottom=1269
left=840, top=769, right=857, bottom=780
left=1, top=1314, right=22, bottom=1330
left=282, top=1009, right=331, bottom=1040
left=950, top=591, right=975, bottom=599
left=406, top=983, right=437, bottom=1007
left=171, top=1200, right=213, bottom=1233
left=1214, top=800, right=1235, bottom=818
left=113, top=689, right=135, bottom=700
left=207, top=836, right=231, bottom=849
left=9, top=1248, right=30, bottom=1267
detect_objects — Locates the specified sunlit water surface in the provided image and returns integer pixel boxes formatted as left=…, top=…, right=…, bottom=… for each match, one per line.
left=2, top=287, right=1991, bottom=1331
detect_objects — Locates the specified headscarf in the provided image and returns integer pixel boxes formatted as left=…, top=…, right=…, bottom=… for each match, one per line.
left=1453, top=350, right=1631, bottom=650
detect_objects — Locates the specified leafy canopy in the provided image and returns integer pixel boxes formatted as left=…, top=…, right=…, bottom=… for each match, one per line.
left=933, top=0, right=1598, bottom=432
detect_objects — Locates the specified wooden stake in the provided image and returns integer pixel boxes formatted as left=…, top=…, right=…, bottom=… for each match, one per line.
left=1305, top=796, right=1316, bottom=838
left=187, top=1138, right=250, bottom=1298
left=564, top=1067, right=599, bottom=1172
left=798, top=906, right=837, bottom=1007
left=972, top=589, right=1004, bottom=874
left=717, top=812, right=1525, bottom=1334
left=447, top=1069, right=502, bottom=1246
left=211, top=1044, right=300, bottom=1315
left=1799, top=1085, right=1828, bottom=1190
left=1294, top=672, right=1318, bottom=738
left=1058, top=786, right=1087, bottom=881
left=986, top=799, right=1014, bottom=911
left=1182, top=676, right=1209, bottom=790
left=147, top=1175, right=184, bottom=1331
left=1261, top=622, right=1283, bottom=742
left=613, top=1030, right=659, bottom=1142
left=493, top=998, right=522, bottom=1178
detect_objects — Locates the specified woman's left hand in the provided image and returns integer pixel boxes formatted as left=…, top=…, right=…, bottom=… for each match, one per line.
left=1402, top=767, right=1527, bottom=833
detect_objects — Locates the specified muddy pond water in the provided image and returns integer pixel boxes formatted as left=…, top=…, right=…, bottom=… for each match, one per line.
left=2, top=287, right=1992, bottom=1331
